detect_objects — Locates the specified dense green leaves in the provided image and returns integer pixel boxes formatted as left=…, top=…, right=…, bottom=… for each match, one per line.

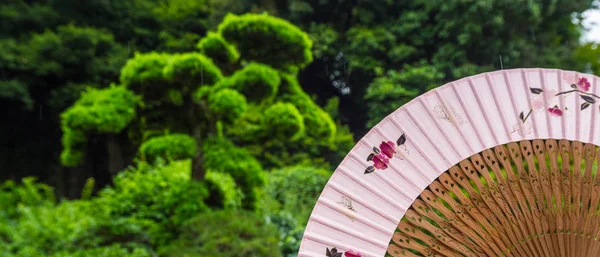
left=120, top=52, right=173, bottom=92
left=202, top=137, right=265, bottom=210
left=215, top=63, right=281, bottom=102
left=219, top=13, right=313, bottom=71
left=364, top=65, right=441, bottom=127
left=207, top=88, right=248, bottom=121
left=197, top=31, right=240, bottom=65
left=60, top=86, right=139, bottom=166
left=139, top=134, right=197, bottom=162
left=264, top=102, right=305, bottom=140
left=159, top=210, right=282, bottom=257
left=163, top=53, right=222, bottom=89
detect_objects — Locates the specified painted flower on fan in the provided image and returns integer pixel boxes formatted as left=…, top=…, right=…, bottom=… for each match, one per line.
left=325, top=247, right=361, bottom=257
left=530, top=89, right=557, bottom=111
left=563, top=73, right=579, bottom=85
left=512, top=120, right=533, bottom=136
left=365, top=134, right=407, bottom=174
left=577, top=77, right=591, bottom=92
left=344, top=249, right=362, bottom=257
left=548, top=106, right=563, bottom=117
left=326, top=247, right=342, bottom=257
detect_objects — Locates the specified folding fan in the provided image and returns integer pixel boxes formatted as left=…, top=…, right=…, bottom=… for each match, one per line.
left=299, top=68, right=600, bottom=257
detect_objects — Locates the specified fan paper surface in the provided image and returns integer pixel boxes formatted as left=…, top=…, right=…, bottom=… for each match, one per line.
left=298, top=68, right=600, bottom=257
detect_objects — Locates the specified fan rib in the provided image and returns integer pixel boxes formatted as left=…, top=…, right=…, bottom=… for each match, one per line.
left=388, top=139, right=600, bottom=257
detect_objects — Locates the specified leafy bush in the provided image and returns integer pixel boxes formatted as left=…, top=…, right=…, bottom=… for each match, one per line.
left=215, top=63, right=281, bottom=103
left=159, top=210, right=282, bottom=257
left=219, top=13, right=313, bottom=70
left=266, top=166, right=331, bottom=225
left=263, top=102, right=305, bottom=140
left=120, top=52, right=173, bottom=92
left=202, top=137, right=265, bottom=210
left=196, top=31, right=239, bottom=65
left=204, top=170, right=243, bottom=209
left=98, top=161, right=208, bottom=245
left=207, top=88, right=248, bottom=121
left=60, top=85, right=139, bottom=166
left=163, top=53, right=222, bottom=90
left=139, top=134, right=197, bottom=163
left=277, top=74, right=335, bottom=142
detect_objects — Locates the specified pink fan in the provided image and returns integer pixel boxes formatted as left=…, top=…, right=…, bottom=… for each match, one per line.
left=299, top=68, right=600, bottom=257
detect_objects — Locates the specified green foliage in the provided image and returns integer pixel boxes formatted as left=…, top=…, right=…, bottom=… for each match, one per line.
left=204, top=170, right=243, bottom=209
left=51, top=244, right=153, bottom=257
left=60, top=86, right=139, bottom=166
left=0, top=80, right=33, bottom=110
left=263, top=166, right=331, bottom=257
left=98, top=161, right=208, bottom=246
left=120, top=52, right=172, bottom=93
left=215, top=63, right=281, bottom=103
left=202, top=137, right=265, bottom=210
left=163, top=53, right=222, bottom=89
left=219, top=13, right=313, bottom=70
left=139, top=134, right=197, bottom=163
left=207, top=88, right=248, bottom=121
left=196, top=31, right=239, bottom=65
left=364, top=65, right=442, bottom=127
left=159, top=210, right=282, bottom=257
left=278, top=74, right=335, bottom=141
left=26, top=24, right=127, bottom=83
left=0, top=178, right=55, bottom=221
left=266, top=166, right=331, bottom=225
left=263, top=102, right=305, bottom=141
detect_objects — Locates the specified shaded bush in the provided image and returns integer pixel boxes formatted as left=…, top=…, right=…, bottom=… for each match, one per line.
left=204, top=170, right=243, bottom=209
left=263, top=102, right=305, bottom=140
left=139, top=134, right=197, bottom=163
left=60, top=85, right=139, bottom=166
left=196, top=31, right=239, bottom=65
left=207, top=88, right=247, bottom=121
left=202, top=137, right=265, bottom=210
left=215, top=63, right=280, bottom=103
left=219, top=13, right=313, bottom=70
left=98, top=161, right=208, bottom=245
left=159, top=210, right=281, bottom=257
left=163, top=53, right=222, bottom=90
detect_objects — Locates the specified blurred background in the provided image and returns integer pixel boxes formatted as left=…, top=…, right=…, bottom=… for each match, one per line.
left=0, top=0, right=599, bottom=256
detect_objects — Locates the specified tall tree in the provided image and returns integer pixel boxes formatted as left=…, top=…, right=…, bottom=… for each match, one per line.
left=59, top=13, right=353, bottom=209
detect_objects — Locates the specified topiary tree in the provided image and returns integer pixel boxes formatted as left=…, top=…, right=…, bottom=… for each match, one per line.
left=59, top=13, right=351, bottom=209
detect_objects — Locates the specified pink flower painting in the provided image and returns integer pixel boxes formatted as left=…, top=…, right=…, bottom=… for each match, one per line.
left=512, top=73, right=599, bottom=135
left=364, top=134, right=407, bottom=174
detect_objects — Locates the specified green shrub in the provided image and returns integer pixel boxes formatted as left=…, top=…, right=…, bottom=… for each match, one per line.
left=120, top=52, right=173, bottom=92
left=163, top=53, right=222, bottom=90
left=159, top=210, right=282, bottom=257
left=196, top=32, right=239, bottom=65
left=266, top=166, right=331, bottom=225
left=266, top=212, right=304, bottom=257
left=202, top=137, right=265, bottom=210
left=263, top=102, right=305, bottom=141
left=139, top=134, right=197, bottom=163
left=204, top=170, right=243, bottom=209
left=98, top=161, right=208, bottom=245
left=207, top=88, right=247, bottom=121
left=51, top=244, right=153, bottom=257
left=215, top=63, right=280, bottom=103
left=278, top=74, right=335, bottom=141
left=60, top=85, right=139, bottom=166
left=218, top=13, right=313, bottom=70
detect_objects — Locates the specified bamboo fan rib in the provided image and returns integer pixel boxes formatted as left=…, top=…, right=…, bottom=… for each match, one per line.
left=388, top=139, right=600, bottom=257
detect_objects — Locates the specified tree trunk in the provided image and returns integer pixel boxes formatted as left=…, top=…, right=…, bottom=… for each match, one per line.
left=185, top=102, right=205, bottom=181
left=106, top=133, right=124, bottom=176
